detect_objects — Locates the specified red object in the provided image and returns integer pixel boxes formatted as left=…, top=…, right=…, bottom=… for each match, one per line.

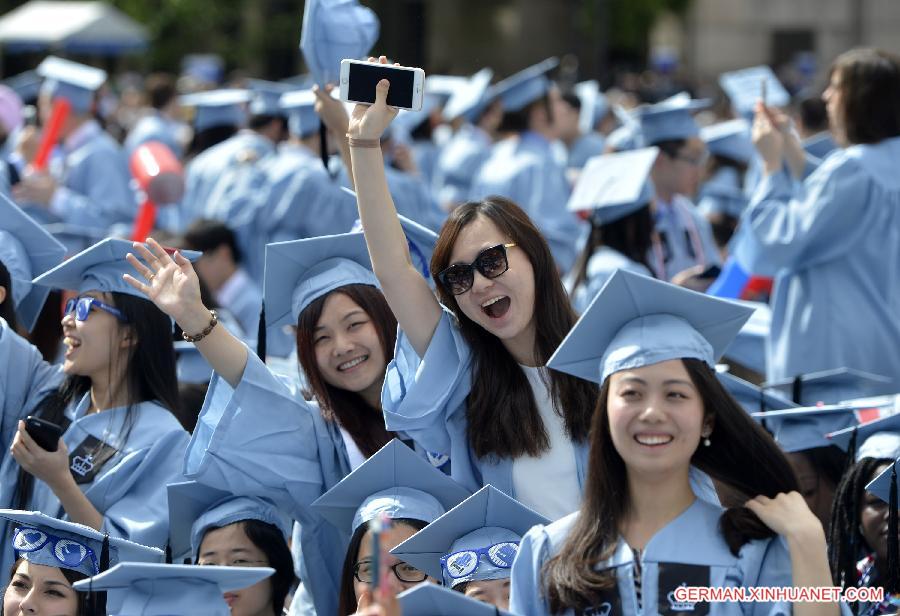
left=32, top=98, right=71, bottom=171
left=128, top=142, right=184, bottom=241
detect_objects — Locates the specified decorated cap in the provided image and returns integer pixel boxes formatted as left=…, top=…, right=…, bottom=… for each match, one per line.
left=491, top=57, right=558, bottom=113
left=442, top=68, right=494, bottom=123
left=0, top=193, right=65, bottom=331
left=548, top=269, right=754, bottom=383
left=166, top=481, right=291, bottom=563
left=701, top=118, right=753, bottom=164
left=566, top=147, right=658, bottom=225
left=391, top=485, right=547, bottom=588
left=32, top=238, right=200, bottom=299
left=753, top=405, right=859, bottom=453
left=73, top=563, right=273, bottom=616
left=635, top=93, right=710, bottom=146
left=764, top=367, right=896, bottom=406
left=719, top=65, right=790, bottom=119
left=179, top=89, right=250, bottom=132
left=397, top=583, right=515, bottom=616
left=36, top=56, right=106, bottom=114
left=311, top=440, right=471, bottom=534
left=279, top=88, right=320, bottom=138
left=299, top=0, right=380, bottom=87
left=0, top=510, right=163, bottom=578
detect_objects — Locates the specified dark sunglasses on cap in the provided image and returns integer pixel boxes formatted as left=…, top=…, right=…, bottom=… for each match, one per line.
left=64, top=297, right=128, bottom=322
left=436, top=243, right=517, bottom=296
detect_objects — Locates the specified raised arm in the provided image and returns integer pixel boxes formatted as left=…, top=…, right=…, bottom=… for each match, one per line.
left=123, top=238, right=248, bottom=387
left=348, top=56, right=443, bottom=358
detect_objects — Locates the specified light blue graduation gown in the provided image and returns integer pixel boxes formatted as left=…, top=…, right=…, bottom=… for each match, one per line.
left=0, top=323, right=189, bottom=576
left=652, top=195, right=721, bottom=281
left=124, top=113, right=186, bottom=161
left=569, top=247, right=653, bottom=314
left=510, top=499, right=795, bottom=616
left=470, top=132, right=585, bottom=273
left=179, top=131, right=276, bottom=230
left=51, top=121, right=136, bottom=230
left=568, top=132, right=606, bottom=170
left=382, top=311, right=718, bottom=505
left=183, top=349, right=355, bottom=616
left=432, top=123, right=492, bottom=208
left=697, top=167, right=748, bottom=220
left=0, top=318, right=64, bottom=466
left=732, top=136, right=900, bottom=384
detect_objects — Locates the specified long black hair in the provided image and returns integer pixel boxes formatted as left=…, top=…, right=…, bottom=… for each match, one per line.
left=15, top=292, right=180, bottom=509
left=543, top=358, right=799, bottom=613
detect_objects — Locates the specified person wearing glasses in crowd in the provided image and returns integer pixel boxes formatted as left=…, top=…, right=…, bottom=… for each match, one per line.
left=123, top=221, right=436, bottom=616
left=0, top=509, right=163, bottom=616
left=166, top=481, right=295, bottom=616
left=346, top=56, right=717, bottom=524
left=0, top=238, right=191, bottom=580
left=510, top=270, right=839, bottom=616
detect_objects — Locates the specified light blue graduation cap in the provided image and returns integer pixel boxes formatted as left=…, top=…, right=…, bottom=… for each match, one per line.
left=279, top=89, right=320, bottom=138
left=752, top=405, right=858, bottom=453
left=764, top=368, right=896, bottom=406
left=0, top=194, right=65, bottom=331
left=179, top=89, right=250, bottom=132
left=635, top=95, right=710, bottom=146
left=397, top=583, right=515, bottom=616
left=36, top=56, right=106, bottom=114
left=247, top=79, right=295, bottom=117
left=73, top=563, right=273, bottom=616
left=566, top=147, right=658, bottom=225
left=32, top=238, right=200, bottom=300
left=716, top=370, right=797, bottom=415
left=491, top=57, right=558, bottom=113
left=865, top=458, right=900, bottom=504
left=263, top=230, right=377, bottom=330
left=719, top=65, right=790, bottom=119
left=442, top=69, right=494, bottom=123
left=701, top=119, right=753, bottom=164
left=548, top=269, right=754, bottom=384
left=311, top=439, right=471, bottom=534
left=166, top=481, right=291, bottom=563
left=0, top=509, right=163, bottom=578
left=391, top=485, right=548, bottom=588
left=574, top=80, right=609, bottom=135
left=828, top=413, right=900, bottom=457
left=299, top=0, right=380, bottom=87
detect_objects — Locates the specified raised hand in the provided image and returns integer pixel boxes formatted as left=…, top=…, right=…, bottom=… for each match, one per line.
left=347, top=56, right=400, bottom=141
left=123, top=237, right=208, bottom=332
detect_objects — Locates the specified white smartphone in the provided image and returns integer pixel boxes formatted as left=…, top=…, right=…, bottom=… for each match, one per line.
left=339, top=59, right=425, bottom=111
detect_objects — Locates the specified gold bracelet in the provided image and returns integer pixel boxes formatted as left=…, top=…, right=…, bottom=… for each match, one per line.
left=182, top=310, right=218, bottom=343
left=347, top=135, right=380, bottom=149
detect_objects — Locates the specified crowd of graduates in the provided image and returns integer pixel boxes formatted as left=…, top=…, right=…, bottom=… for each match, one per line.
left=0, top=6, right=898, bottom=615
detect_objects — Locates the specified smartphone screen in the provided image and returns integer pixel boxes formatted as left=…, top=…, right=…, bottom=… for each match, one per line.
left=348, top=63, right=415, bottom=108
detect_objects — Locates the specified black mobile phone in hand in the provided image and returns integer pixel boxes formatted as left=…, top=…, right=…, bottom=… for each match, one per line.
left=24, top=416, right=62, bottom=452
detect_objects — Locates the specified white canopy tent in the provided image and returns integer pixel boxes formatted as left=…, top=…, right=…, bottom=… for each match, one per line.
left=0, top=1, right=147, bottom=55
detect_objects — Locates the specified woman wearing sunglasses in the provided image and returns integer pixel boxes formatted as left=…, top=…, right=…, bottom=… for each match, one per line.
left=346, top=58, right=722, bottom=522
left=510, top=271, right=837, bottom=616
left=0, top=238, right=190, bottom=579
left=0, top=509, right=162, bottom=616
left=124, top=226, right=437, bottom=616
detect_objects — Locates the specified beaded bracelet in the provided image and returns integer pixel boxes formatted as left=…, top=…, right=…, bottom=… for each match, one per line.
left=347, top=135, right=380, bottom=148
left=182, top=310, right=218, bottom=343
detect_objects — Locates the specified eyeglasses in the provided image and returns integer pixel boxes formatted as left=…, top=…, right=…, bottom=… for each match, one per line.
left=13, top=527, right=99, bottom=575
left=64, top=297, right=128, bottom=322
left=440, top=542, right=519, bottom=580
left=353, top=559, right=427, bottom=584
left=436, top=243, right=517, bottom=295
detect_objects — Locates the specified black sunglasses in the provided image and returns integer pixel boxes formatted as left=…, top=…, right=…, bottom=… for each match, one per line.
left=437, top=243, right=517, bottom=295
